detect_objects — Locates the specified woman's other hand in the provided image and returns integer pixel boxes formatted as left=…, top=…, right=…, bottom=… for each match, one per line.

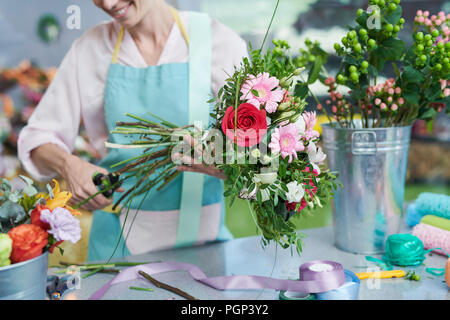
left=174, top=134, right=227, bottom=180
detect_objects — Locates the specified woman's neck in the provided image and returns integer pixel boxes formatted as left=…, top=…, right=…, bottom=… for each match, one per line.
left=127, top=0, right=174, bottom=47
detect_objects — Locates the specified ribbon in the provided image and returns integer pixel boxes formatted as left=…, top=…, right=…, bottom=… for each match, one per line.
left=89, top=260, right=346, bottom=300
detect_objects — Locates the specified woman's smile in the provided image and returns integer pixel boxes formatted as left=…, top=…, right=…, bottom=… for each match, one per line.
left=110, top=2, right=133, bottom=19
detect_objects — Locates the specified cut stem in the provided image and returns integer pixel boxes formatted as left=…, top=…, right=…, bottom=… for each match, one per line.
left=138, top=270, right=198, bottom=300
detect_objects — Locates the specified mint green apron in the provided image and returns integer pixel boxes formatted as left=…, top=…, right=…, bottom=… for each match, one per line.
left=87, top=11, right=232, bottom=262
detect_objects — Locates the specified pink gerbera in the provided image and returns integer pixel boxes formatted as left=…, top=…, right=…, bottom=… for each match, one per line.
left=240, top=72, right=285, bottom=113
left=269, top=123, right=305, bottom=163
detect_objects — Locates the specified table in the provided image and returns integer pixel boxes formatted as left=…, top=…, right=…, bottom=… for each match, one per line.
left=53, top=227, right=450, bottom=300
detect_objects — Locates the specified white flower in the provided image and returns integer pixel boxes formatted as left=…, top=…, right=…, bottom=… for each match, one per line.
left=307, top=142, right=326, bottom=174
left=253, top=172, right=278, bottom=185
left=286, top=181, right=305, bottom=203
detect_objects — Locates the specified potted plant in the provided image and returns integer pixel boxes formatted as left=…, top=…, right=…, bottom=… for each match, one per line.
left=292, top=0, right=449, bottom=253
left=0, top=177, right=82, bottom=300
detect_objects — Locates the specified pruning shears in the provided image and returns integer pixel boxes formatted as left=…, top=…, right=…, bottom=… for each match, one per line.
left=92, top=172, right=122, bottom=198
left=46, top=275, right=76, bottom=300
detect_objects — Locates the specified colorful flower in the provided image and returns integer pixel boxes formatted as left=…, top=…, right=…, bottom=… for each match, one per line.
left=46, top=180, right=81, bottom=216
left=302, top=111, right=320, bottom=140
left=240, top=72, right=285, bottom=113
left=269, top=123, right=305, bottom=163
left=30, top=204, right=51, bottom=230
left=307, top=142, right=326, bottom=174
left=221, top=103, right=267, bottom=147
left=8, top=224, right=48, bottom=263
left=40, top=207, right=81, bottom=244
left=285, top=181, right=305, bottom=204
left=285, top=167, right=318, bottom=213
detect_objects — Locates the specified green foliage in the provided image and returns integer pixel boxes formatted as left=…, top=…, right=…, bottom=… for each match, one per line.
left=295, top=1, right=448, bottom=128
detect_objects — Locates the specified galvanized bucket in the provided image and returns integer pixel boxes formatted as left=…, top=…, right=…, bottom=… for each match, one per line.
left=0, top=252, right=48, bottom=300
left=322, top=121, right=411, bottom=254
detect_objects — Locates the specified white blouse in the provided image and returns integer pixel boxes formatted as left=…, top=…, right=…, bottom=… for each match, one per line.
left=18, top=12, right=248, bottom=181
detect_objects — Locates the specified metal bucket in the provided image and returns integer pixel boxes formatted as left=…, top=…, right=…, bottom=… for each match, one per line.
left=0, top=252, right=48, bottom=300
left=322, top=121, right=411, bottom=254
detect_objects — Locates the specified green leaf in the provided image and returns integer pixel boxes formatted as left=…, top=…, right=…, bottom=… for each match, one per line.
left=425, top=83, right=442, bottom=102
left=402, top=66, right=425, bottom=83
left=308, top=57, right=323, bottom=84
left=294, top=82, right=309, bottom=99
left=377, top=38, right=405, bottom=61
left=251, top=89, right=259, bottom=97
left=384, top=5, right=402, bottom=25
left=419, top=108, right=437, bottom=120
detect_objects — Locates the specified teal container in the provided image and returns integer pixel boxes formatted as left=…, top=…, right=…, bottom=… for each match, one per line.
left=0, top=252, right=48, bottom=300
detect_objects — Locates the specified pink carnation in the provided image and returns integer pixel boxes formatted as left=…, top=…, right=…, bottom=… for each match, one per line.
left=240, top=72, right=285, bottom=113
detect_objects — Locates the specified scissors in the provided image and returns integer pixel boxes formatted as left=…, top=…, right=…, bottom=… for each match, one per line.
left=92, top=172, right=122, bottom=198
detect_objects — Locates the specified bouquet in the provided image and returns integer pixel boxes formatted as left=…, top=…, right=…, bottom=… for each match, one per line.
left=0, top=177, right=81, bottom=267
left=293, top=0, right=449, bottom=128
left=82, top=1, right=339, bottom=255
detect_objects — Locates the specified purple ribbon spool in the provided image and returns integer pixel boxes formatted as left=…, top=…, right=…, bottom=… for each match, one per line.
left=89, top=260, right=347, bottom=300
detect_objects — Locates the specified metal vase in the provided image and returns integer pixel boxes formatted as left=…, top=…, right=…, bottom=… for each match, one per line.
left=322, top=121, right=411, bottom=254
left=0, top=252, right=48, bottom=300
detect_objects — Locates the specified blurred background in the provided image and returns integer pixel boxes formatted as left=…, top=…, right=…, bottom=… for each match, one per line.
left=0, top=0, right=448, bottom=262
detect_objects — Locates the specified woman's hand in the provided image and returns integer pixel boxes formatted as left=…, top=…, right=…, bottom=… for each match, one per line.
left=61, top=155, right=124, bottom=211
left=174, top=134, right=227, bottom=180
left=31, top=144, right=123, bottom=211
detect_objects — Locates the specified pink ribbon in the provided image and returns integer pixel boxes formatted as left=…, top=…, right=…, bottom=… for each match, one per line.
left=89, top=260, right=346, bottom=300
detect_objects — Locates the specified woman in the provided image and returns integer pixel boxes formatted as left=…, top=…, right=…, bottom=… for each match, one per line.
left=18, top=0, right=248, bottom=261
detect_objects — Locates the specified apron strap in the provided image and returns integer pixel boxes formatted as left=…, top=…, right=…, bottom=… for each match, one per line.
left=112, top=7, right=190, bottom=64
left=175, top=11, right=212, bottom=248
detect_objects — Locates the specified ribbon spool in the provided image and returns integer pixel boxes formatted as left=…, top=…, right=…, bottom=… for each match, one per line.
left=89, top=260, right=351, bottom=300
left=280, top=268, right=360, bottom=300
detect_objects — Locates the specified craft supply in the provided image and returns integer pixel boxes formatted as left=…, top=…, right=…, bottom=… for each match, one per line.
left=383, top=234, right=427, bottom=266
left=415, top=193, right=450, bottom=219
left=420, top=215, right=450, bottom=232
left=89, top=260, right=347, bottom=300
left=355, top=270, right=406, bottom=280
left=314, top=270, right=359, bottom=300
left=412, top=223, right=450, bottom=256
left=405, top=203, right=422, bottom=227
left=445, top=259, right=450, bottom=288
left=279, top=290, right=315, bottom=300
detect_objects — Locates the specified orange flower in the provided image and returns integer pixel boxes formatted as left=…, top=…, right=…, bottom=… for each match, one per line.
left=46, top=180, right=81, bottom=216
left=8, top=224, right=48, bottom=263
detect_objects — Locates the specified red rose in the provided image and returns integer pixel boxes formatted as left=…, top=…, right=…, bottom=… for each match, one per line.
left=286, top=167, right=318, bottom=213
left=30, top=204, right=51, bottom=230
left=221, top=103, right=267, bottom=147
left=8, top=224, right=48, bottom=263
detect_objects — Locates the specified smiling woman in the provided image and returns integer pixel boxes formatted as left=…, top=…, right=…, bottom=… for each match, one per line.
left=17, top=0, right=248, bottom=261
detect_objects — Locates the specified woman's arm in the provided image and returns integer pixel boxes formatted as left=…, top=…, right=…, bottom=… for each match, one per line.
left=30, top=143, right=117, bottom=211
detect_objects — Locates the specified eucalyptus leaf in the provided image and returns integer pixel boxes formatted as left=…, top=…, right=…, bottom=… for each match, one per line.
left=23, top=185, right=38, bottom=197
left=19, top=175, right=34, bottom=186
left=1, top=179, right=11, bottom=192
left=0, top=201, right=27, bottom=233
left=8, top=192, right=20, bottom=203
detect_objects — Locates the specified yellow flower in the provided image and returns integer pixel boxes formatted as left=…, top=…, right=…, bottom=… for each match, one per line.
left=46, top=180, right=81, bottom=216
